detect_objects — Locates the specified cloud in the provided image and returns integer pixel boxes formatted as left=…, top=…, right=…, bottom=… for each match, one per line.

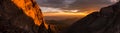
left=36, top=0, right=118, bottom=11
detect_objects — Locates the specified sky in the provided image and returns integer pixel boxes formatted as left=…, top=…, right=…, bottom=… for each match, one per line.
left=36, top=0, right=119, bottom=12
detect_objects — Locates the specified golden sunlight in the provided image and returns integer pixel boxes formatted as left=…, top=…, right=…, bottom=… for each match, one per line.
left=12, top=0, right=48, bottom=29
left=43, top=12, right=88, bottom=16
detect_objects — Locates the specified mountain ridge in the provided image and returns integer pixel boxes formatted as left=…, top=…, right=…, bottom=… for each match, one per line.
left=61, top=1, right=120, bottom=33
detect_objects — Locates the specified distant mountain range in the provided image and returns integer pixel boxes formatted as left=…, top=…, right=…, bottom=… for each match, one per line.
left=61, top=1, right=120, bottom=33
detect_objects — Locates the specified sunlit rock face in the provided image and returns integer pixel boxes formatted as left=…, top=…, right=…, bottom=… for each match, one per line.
left=11, top=0, right=48, bottom=27
left=0, top=0, right=48, bottom=33
left=61, top=1, right=120, bottom=33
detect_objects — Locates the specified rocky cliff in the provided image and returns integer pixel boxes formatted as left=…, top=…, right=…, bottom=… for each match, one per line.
left=61, top=1, right=120, bottom=33
left=0, top=0, right=49, bottom=33
left=11, top=0, right=48, bottom=27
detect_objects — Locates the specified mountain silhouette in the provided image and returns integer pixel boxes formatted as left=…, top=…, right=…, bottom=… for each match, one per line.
left=61, top=1, right=120, bottom=33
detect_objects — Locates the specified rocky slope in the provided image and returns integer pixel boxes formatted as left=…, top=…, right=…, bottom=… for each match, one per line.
left=61, top=1, right=120, bottom=33
left=0, top=0, right=49, bottom=33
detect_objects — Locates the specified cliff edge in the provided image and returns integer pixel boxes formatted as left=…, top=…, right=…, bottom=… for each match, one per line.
left=0, top=0, right=48, bottom=33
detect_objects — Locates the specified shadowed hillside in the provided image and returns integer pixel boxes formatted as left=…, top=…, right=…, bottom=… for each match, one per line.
left=61, top=1, right=120, bottom=33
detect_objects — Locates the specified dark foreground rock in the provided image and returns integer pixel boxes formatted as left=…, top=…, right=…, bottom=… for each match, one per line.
left=0, top=0, right=50, bottom=33
left=61, top=1, right=120, bottom=33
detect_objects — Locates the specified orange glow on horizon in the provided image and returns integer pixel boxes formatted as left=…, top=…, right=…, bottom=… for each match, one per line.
left=43, top=12, right=89, bottom=16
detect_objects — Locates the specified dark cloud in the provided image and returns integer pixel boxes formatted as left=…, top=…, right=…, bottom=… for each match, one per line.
left=36, top=0, right=118, bottom=11
left=36, top=0, right=65, bottom=8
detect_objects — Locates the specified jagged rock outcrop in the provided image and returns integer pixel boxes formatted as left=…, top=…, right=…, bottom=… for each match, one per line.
left=0, top=0, right=49, bottom=33
left=61, top=1, right=120, bottom=33
left=11, top=0, right=48, bottom=27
